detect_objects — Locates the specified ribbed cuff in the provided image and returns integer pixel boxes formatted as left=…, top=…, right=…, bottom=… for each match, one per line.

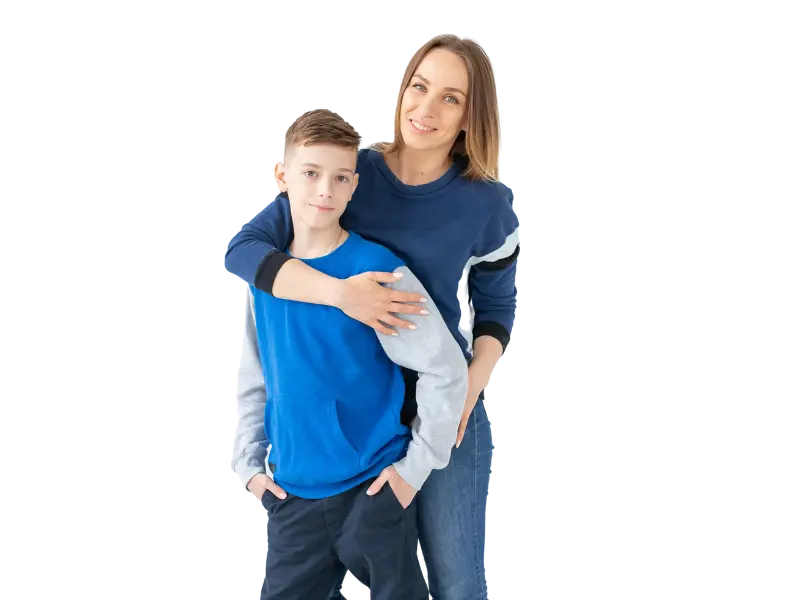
left=473, top=321, right=511, bottom=353
left=254, top=250, right=293, bottom=295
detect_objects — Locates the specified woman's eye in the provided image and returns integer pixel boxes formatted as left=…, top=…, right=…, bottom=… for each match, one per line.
left=413, top=83, right=426, bottom=92
left=444, top=95, right=459, bottom=104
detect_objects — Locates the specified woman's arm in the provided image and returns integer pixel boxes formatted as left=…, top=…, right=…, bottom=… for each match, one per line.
left=224, top=194, right=293, bottom=289
left=456, top=253, right=518, bottom=445
left=224, top=195, right=428, bottom=333
left=455, top=193, right=520, bottom=445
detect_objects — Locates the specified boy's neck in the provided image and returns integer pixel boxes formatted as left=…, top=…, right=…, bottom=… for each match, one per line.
left=289, top=220, right=347, bottom=259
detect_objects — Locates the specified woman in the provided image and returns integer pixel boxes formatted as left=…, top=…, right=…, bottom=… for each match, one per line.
left=225, top=34, right=520, bottom=600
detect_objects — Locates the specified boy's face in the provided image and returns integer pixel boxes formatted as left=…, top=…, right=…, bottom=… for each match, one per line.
left=275, top=143, right=359, bottom=230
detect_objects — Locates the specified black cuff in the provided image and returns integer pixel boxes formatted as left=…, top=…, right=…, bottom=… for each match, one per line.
left=254, top=250, right=293, bottom=295
left=472, top=321, right=511, bottom=353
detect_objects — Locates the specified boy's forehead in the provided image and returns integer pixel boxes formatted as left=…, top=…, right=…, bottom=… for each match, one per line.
left=287, top=143, right=357, bottom=171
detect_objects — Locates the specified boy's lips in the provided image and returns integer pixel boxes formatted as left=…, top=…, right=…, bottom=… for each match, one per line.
left=310, top=204, right=335, bottom=212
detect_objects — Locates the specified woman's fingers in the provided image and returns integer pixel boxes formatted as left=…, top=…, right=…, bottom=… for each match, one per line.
left=388, top=301, right=430, bottom=316
left=387, top=289, right=427, bottom=306
left=367, top=271, right=406, bottom=284
left=368, top=319, right=398, bottom=336
left=382, top=314, right=416, bottom=330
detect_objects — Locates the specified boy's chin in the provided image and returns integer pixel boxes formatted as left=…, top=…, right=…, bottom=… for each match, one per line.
left=302, top=213, right=341, bottom=229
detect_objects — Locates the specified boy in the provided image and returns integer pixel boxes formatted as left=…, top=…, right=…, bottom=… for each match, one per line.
left=230, top=109, right=467, bottom=600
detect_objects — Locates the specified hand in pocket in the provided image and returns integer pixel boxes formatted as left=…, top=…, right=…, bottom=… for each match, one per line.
left=247, top=473, right=287, bottom=501
left=366, top=465, right=417, bottom=509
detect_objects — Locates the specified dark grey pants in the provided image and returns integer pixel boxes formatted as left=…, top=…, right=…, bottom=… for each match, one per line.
left=260, top=477, right=427, bottom=600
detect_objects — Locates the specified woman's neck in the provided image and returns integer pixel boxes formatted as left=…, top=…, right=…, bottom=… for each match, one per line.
left=386, top=146, right=453, bottom=186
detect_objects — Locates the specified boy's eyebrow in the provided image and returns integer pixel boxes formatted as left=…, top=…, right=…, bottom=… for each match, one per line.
left=302, top=162, right=354, bottom=174
left=412, top=73, right=466, bottom=97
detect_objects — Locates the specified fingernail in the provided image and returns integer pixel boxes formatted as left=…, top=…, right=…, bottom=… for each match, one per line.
left=456, top=440, right=461, bottom=448
left=409, top=324, right=418, bottom=330
left=279, top=493, right=287, bottom=499
left=420, top=309, right=430, bottom=315
left=420, top=297, right=427, bottom=303
left=367, top=490, right=374, bottom=495
left=394, top=273, right=403, bottom=278
left=392, top=332, right=399, bottom=337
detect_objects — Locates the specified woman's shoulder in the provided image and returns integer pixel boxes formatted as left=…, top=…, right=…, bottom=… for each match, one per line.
left=458, top=174, right=516, bottom=221
left=358, top=144, right=382, bottom=160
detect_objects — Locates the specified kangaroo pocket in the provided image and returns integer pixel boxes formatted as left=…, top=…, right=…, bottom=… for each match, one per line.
left=267, top=395, right=361, bottom=487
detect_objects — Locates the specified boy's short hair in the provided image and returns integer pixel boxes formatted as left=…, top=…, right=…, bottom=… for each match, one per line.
left=284, top=109, right=361, bottom=156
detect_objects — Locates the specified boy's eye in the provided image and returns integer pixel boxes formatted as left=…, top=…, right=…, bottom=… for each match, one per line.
left=303, top=170, right=317, bottom=177
left=336, top=175, right=349, bottom=183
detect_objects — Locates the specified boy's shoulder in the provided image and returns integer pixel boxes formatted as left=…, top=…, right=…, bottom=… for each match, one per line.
left=347, top=232, right=405, bottom=273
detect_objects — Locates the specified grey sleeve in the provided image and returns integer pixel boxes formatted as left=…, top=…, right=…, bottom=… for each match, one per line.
left=231, top=288, right=270, bottom=489
left=376, top=266, right=469, bottom=490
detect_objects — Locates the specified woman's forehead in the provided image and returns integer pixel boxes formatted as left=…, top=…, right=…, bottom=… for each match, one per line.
left=415, top=49, right=469, bottom=92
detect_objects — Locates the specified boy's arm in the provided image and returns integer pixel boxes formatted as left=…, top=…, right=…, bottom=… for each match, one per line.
left=375, top=267, right=469, bottom=491
left=231, top=288, right=269, bottom=489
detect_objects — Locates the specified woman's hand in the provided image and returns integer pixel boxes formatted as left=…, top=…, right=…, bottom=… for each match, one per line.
left=456, top=336, right=503, bottom=447
left=334, top=271, right=429, bottom=335
left=456, top=366, right=488, bottom=448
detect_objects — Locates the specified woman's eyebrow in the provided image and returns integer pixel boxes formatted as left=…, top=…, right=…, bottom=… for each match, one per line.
left=413, top=73, right=466, bottom=96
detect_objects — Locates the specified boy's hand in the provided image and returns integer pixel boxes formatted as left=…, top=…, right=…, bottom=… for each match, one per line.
left=247, top=473, right=287, bottom=501
left=366, top=465, right=417, bottom=509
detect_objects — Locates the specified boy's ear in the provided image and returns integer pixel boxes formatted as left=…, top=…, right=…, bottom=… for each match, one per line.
left=274, top=162, right=288, bottom=193
left=348, top=173, right=359, bottom=202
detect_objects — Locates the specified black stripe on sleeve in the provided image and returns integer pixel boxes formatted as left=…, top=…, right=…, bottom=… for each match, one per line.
left=473, top=321, right=511, bottom=353
left=254, top=250, right=293, bottom=295
left=473, top=244, right=520, bottom=272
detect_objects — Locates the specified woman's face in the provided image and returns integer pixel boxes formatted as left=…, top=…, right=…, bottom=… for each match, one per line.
left=399, top=48, right=469, bottom=153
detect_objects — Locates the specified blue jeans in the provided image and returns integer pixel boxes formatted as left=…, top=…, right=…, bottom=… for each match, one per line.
left=329, top=398, right=494, bottom=600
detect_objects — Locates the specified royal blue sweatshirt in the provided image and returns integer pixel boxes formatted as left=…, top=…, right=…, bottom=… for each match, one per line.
left=225, top=148, right=520, bottom=359
left=231, top=232, right=468, bottom=498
